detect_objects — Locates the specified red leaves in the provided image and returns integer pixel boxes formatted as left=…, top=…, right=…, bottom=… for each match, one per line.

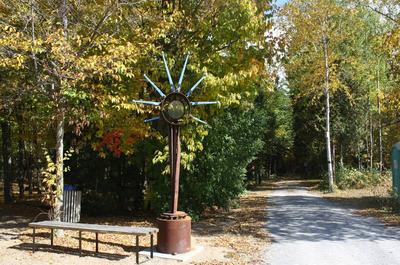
left=96, top=128, right=139, bottom=157
left=98, top=129, right=122, bottom=157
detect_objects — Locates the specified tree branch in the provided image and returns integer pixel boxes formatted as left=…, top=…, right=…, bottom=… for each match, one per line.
left=361, top=3, right=398, bottom=24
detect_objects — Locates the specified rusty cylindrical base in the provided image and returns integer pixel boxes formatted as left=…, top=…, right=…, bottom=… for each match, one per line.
left=157, top=215, right=191, bottom=254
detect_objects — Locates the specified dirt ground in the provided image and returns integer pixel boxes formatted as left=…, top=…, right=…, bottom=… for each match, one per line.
left=0, top=183, right=270, bottom=265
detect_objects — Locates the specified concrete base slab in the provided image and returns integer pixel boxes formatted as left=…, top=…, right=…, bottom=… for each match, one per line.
left=139, top=245, right=204, bottom=262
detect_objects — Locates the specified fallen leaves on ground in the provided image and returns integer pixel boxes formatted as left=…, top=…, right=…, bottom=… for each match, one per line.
left=3, top=182, right=271, bottom=264
left=191, top=183, right=270, bottom=265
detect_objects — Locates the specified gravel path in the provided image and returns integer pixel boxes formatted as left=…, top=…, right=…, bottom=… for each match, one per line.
left=264, top=182, right=400, bottom=265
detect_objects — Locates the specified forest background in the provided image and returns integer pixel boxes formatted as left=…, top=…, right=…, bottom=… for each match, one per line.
left=0, top=0, right=399, bottom=220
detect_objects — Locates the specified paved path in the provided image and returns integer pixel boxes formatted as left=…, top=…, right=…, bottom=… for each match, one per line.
left=264, top=182, right=400, bottom=265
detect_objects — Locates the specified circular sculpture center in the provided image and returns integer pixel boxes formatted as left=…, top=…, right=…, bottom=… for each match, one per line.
left=161, top=92, right=190, bottom=125
left=167, top=100, right=185, bottom=119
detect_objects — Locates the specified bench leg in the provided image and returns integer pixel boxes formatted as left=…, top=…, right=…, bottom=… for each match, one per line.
left=136, top=235, right=139, bottom=264
left=150, top=234, right=154, bottom=258
left=32, top=228, right=35, bottom=253
left=79, top=231, right=82, bottom=256
left=50, top=229, right=54, bottom=246
left=95, top=233, right=98, bottom=253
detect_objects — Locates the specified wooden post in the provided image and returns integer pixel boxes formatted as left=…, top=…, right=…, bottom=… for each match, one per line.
left=51, top=229, right=54, bottom=246
left=79, top=231, right=82, bottom=256
left=136, top=235, right=139, bottom=264
left=150, top=234, right=154, bottom=258
left=95, top=233, right=98, bottom=253
left=32, top=228, right=35, bottom=253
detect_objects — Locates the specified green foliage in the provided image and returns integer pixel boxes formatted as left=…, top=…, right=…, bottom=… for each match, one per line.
left=281, top=0, right=399, bottom=178
left=180, top=105, right=268, bottom=215
left=335, top=167, right=389, bottom=189
left=148, top=101, right=272, bottom=216
left=41, top=148, right=73, bottom=207
left=258, top=90, right=294, bottom=174
left=0, top=0, right=274, bottom=215
left=4, top=0, right=398, bottom=220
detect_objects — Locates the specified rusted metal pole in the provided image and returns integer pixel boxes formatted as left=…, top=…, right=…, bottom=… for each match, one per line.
left=169, top=125, right=181, bottom=214
left=168, top=126, right=174, bottom=213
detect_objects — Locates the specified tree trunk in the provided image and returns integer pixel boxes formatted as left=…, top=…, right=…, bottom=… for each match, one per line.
left=323, top=36, right=334, bottom=192
left=18, top=137, right=25, bottom=199
left=340, top=143, right=343, bottom=168
left=377, top=67, right=383, bottom=173
left=31, top=0, right=38, bottom=75
left=53, top=111, right=65, bottom=223
left=17, top=112, right=26, bottom=199
left=26, top=147, right=33, bottom=195
left=52, top=0, right=68, bottom=232
left=60, top=0, right=68, bottom=39
left=28, top=161, right=33, bottom=195
left=369, top=105, right=373, bottom=169
left=365, top=133, right=369, bottom=167
left=332, top=141, right=336, bottom=180
left=367, top=89, right=373, bottom=169
left=32, top=125, right=40, bottom=194
left=2, top=121, right=13, bottom=203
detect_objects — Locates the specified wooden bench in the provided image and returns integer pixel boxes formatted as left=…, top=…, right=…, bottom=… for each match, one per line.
left=28, top=221, right=158, bottom=264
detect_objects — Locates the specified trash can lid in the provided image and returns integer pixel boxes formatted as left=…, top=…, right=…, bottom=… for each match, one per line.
left=64, top=184, right=77, bottom=191
left=394, top=143, right=400, bottom=151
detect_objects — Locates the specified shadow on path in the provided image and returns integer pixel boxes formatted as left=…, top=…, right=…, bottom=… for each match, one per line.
left=267, top=189, right=400, bottom=243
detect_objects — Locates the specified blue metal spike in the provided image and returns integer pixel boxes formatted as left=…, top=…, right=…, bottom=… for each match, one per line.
left=131, top=100, right=160, bottom=106
left=191, top=115, right=209, bottom=126
left=191, top=101, right=219, bottom=106
left=177, top=54, right=190, bottom=92
left=144, top=117, right=160, bottom=123
left=186, top=76, right=206, bottom=97
left=162, top=52, right=175, bottom=92
left=144, top=74, right=166, bottom=98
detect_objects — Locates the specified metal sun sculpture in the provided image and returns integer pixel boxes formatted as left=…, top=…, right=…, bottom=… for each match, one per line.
left=131, top=52, right=219, bottom=254
left=132, top=52, right=218, bottom=126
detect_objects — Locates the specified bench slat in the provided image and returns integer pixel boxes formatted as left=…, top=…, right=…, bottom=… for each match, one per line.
left=29, top=221, right=158, bottom=236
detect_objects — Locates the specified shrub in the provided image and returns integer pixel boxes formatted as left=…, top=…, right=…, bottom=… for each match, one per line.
left=335, top=166, right=389, bottom=189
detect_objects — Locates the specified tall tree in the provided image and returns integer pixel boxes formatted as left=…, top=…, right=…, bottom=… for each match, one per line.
left=281, top=0, right=354, bottom=190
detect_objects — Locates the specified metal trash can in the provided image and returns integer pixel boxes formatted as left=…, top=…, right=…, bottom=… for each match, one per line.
left=63, top=185, right=81, bottom=223
left=392, top=143, right=400, bottom=195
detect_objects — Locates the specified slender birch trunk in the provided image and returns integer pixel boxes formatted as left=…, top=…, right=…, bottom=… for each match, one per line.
left=323, top=35, right=334, bottom=192
left=369, top=103, right=373, bottom=169
left=340, top=143, right=344, bottom=168
left=332, top=141, right=336, bottom=180
left=377, top=67, right=383, bottom=173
